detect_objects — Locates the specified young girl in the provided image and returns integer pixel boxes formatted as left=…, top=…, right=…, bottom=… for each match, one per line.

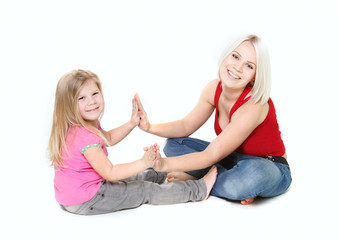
left=48, top=69, right=217, bottom=215
left=136, top=34, right=292, bottom=205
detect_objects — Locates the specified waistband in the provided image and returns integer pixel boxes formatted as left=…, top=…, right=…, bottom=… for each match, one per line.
left=265, top=156, right=289, bottom=166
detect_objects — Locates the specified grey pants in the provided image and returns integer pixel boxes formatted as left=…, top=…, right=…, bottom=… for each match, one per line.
left=60, top=169, right=207, bottom=215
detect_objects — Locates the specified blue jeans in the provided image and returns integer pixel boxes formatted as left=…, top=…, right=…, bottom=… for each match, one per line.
left=163, top=137, right=292, bottom=201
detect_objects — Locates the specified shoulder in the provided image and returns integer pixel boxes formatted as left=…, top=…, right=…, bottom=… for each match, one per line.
left=200, top=79, right=220, bottom=104
left=68, top=125, right=103, bottom=148
left=204, top=79, right=220, bottom=92
left=232, top=99, right=269, bottom=126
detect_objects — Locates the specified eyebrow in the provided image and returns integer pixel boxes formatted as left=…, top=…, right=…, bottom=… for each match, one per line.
left=233, top=51, right=256, bottom=66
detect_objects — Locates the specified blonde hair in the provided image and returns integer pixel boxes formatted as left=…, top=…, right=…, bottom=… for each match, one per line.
left=48, top=69, right=108, bottom=167
left=218, top=34, right=271, bottom=104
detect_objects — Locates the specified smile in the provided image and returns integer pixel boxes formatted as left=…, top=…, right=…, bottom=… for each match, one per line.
left=86, top=106, right=100, bottom=113
left=228, top=70, right=240, bottom=79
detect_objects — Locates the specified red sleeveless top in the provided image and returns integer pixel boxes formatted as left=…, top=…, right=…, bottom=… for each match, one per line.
left=214, top=82, right=285, bottom=157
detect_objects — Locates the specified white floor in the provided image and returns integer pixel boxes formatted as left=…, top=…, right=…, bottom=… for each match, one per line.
left=1, top=1, right=337, bottom=239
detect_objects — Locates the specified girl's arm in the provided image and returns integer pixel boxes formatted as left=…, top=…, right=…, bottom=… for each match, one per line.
left=84, top=145, right=157, bottom=182
left=102, top=97, right=139, bottom=146
left=154, top=101, right=269, bottom=172
left=135, top=79, right=219, bottom=138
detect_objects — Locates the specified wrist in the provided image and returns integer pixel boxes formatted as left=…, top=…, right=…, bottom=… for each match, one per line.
left=160, top=157, right=169, bottom=172
left=138, top=158, right=150, bottom=171
left=145, top=124, right=152, bottom=133
left=129, top=119, right=138, bottom=129
left=140, top=123, right=151, bottom=133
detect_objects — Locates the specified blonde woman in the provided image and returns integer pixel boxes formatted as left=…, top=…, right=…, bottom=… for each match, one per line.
left=48, top=69, right=217, bottom=215
left=136, top=34, right=292, bottom=205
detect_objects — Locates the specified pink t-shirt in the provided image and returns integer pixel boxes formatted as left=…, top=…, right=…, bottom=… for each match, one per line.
left=54, top=125, right=107, bottom=206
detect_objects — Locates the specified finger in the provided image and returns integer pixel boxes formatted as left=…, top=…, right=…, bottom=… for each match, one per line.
left=133, top=98, right=138, bottom=110
left=134, top=93, right=145, bottom=111
left=133, top=100, right=139, bottom=116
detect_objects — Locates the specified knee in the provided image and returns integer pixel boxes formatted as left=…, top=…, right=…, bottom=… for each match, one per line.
left=211, top=167, right=261, bottom=200
left=163, top=138, right=174, bottom=156
left=212, top=178, right=252, bottom=200
left=163, top=138, right=184, bottom=157
left=211, top=161, right=283, bottom=200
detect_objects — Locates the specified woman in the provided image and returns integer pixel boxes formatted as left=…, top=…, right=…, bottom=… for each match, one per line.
left=136, top=34, right=291, bottom=205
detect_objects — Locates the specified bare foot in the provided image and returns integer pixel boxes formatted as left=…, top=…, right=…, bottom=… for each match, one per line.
left=241, top=198, right=254, bottom=205
left=202, top=166, right=218, bottom=201
left=167, top=172, right=197, bottom=182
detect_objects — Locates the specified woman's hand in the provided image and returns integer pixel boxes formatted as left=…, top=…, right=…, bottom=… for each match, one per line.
left=134, top=94, right=151, bottom=132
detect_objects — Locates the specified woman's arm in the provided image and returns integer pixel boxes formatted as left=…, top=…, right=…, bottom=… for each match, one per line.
left=136, top=79, right=219, bottom=138
left=155, top=101, right=268, bottom=172
left=102, top=97, right=139, bottom=146
left=84, top=145, right=157, bottom=182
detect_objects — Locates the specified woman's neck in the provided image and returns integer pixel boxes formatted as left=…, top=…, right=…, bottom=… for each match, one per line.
left=221, top=83, right=246, bottom=104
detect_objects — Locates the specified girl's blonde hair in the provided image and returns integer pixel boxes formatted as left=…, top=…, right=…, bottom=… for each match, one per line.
left=48, top=69, right=108, bottom=167
left=218, top=34, right=272, bottom=104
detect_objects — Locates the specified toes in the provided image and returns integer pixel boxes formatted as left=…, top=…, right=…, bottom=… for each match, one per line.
left=241, top=198, right=254, bottom=205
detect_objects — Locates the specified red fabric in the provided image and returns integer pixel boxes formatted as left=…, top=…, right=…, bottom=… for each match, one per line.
left=214, top=81, right=285, bottom=157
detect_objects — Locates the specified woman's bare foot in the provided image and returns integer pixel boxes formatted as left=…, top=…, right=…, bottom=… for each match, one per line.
left=202, top=166, right=218, bottom=200
left=241, top=198, right=254, bottom=205
left=167, top=172, right=197, bottom=182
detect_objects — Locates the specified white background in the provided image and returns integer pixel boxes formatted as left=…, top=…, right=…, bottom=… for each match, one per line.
left=1, top=0, right=337, bottom=239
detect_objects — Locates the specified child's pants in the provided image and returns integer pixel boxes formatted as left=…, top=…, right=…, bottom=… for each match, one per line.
left=60, top=168, right=207, bottom=215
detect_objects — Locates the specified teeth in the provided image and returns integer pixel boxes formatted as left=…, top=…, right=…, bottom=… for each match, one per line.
left=228, top=70, right=239, bottom=79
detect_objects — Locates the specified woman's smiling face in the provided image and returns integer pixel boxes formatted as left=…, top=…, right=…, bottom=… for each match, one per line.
left=219, top=40, right=257, bottom=90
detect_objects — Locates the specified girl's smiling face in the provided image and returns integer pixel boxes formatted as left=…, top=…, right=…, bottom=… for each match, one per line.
left=219, top=40, right=257, bottom=90
left=77, top=79, right=104, bottom=126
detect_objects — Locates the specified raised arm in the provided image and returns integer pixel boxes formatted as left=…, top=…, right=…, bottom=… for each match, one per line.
left=135, top=79, right=219, bottom=138
left=102, top=97, right=139, bottom=146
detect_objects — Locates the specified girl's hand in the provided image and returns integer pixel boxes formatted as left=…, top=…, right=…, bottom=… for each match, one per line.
left=134, top=94, right=150, bottom=132
left=150, top=143, right=164, bottom=172
left=142, top=144, right=157, bottom=168
left=130, top=97, right=140, bottom=127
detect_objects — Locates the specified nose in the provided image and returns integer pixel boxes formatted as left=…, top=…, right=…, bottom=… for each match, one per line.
left=87, top=96, right=96, bottom=105
left=234, top=62, right=244, bottom=72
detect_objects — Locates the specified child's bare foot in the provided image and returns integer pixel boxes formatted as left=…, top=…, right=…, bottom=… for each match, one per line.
left=241, top=198, right=254, bottom=205
left=202, top=166, right=217, bottom=201
left=167, top=172, right=197, bottom=182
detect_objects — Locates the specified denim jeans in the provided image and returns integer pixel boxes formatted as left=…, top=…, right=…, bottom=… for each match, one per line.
left=60, top=168, right=207, bottom=215
left=163, top=137, right=292, bottom=201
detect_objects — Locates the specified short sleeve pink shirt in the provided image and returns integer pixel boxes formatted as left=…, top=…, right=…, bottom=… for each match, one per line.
left=54, top=125, right=107, bottom=206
